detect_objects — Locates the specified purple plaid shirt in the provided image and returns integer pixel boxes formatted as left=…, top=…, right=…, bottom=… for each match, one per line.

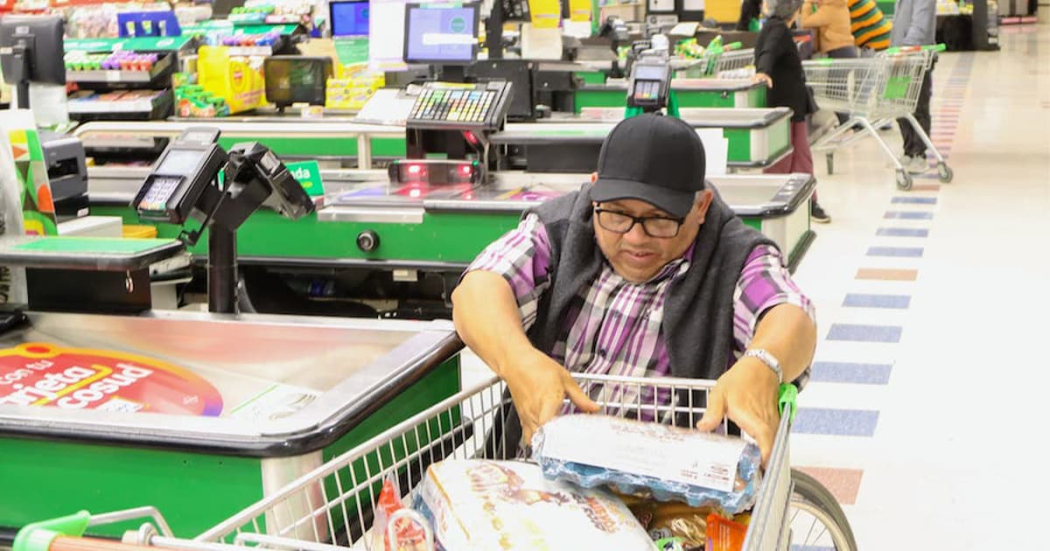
left=467, top=214, right=814, bottom=392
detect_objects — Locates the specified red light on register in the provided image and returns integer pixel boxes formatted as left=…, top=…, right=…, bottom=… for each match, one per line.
left=407, top=164, right=422, bottom=175
left=409, top=188, right=422, bottom=198
left=460, top=165, right=472, bottom=175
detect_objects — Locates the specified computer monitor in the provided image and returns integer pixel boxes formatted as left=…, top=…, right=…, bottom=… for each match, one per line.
left=0, top=15, right=65, bottom=108
left=330, top=0, right=370, bottom=37
left=403, top=3, right=479, bottom=65
left=264, top=56, right=333, bottom=111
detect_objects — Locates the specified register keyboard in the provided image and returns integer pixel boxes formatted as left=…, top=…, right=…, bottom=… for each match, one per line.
left=406, top=81, right=512, bottom=131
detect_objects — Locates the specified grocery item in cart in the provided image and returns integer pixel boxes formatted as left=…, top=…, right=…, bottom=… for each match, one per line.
left=415, top=459, right=656, bottom=551
left=532, top=415, right=762, bottom=514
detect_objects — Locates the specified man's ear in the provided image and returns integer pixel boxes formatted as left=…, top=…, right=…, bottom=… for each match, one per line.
left=589, top=172, right=598, bottom=184
left=695, top=189, right=715, bottom=223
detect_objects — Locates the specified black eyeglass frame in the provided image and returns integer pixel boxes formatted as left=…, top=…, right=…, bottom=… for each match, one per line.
left=593, top=206, right=686, bottom=238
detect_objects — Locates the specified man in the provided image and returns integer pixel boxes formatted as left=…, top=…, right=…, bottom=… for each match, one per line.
left=891, top=0, right=936, bottom=174
left=452, top=115, right=817, bottom=464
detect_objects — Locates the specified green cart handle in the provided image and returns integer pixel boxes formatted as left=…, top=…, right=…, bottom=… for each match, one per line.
left=884, top=43, right=947, bottom=55
left=13, top=511, right=91, bottom=551
left=724, top=41, right=743, bottom=51
left=778, top=383, right=798, bottom=423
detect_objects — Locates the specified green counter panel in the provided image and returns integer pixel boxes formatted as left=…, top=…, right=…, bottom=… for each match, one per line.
left=724, top=128, right=752, bottom=163
left=0, top=439, right=264, bottom=537
left=575, top=86, right=766, bottom=113
left=215, top=137, right=406, bottom=160
left=574, top=72, right=607, bottom=85
left=0, top=359, right=461, bottom=536
left=92, top=206, right=521, bottom=263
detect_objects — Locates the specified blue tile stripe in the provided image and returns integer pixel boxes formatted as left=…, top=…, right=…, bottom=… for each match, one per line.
left=792, top=408, right=880, bottom=437
left=877, top=228, right=929, bottom=237
left=867, top=246, right=923, bottom=258
left=827, top=323, right=903, bottom=343
left=843, top=293, right=911, bottom=309
left=811, top=361, right=893, bottom=385
left=891, top=197, right=937, bottom=204
left=884, top=211, right=934, bottom=220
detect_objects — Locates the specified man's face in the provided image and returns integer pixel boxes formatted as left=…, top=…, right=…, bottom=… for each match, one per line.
left=592, top=191, right=714, bottom=284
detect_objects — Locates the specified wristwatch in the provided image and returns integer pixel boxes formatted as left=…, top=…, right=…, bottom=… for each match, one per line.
left=744, top=348, right=782, bottom=384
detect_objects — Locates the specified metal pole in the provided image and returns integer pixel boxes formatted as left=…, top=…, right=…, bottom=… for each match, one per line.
left=208, top=223, right=237, bottom=314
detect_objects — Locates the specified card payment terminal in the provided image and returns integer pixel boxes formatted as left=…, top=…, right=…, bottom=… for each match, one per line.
left=134, top=128, right=227, bottom=224
left=627, top=60, right=672, bottom=111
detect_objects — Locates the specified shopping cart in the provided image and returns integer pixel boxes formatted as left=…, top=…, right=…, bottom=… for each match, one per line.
left=13, top=374, right=857, bottom=551
left=680, top=43, right=749, bottom=78
left=714, top=48, right=756, bottom=75
left=803, top=44, right=953, bottom=190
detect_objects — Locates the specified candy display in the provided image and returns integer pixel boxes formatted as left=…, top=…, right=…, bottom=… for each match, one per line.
left=217, top=31, right=280, bottom=48
left=533, top=415, right=762, bottom=515
left=415, top=460, right=657, bottom=551
left=64, top=51, right=161, bottom=72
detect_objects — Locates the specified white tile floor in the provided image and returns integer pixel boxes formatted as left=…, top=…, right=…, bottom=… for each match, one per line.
left=462, top=16, right=1050, bottom=549
left=790, top=16, right=1050, bottom=550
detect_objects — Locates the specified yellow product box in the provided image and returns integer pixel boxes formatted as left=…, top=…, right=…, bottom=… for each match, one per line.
left=197, top=46, right=266, bottom=114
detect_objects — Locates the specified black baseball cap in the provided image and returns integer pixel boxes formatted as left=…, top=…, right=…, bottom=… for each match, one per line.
left=592, top=114, right=706, bottom=219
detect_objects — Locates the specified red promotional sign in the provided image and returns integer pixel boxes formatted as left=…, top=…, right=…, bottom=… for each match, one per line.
left=0, top=342, right=223, bottom=416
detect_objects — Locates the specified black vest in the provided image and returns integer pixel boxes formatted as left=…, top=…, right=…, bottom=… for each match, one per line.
left=526, top=185, right=776, bottom=380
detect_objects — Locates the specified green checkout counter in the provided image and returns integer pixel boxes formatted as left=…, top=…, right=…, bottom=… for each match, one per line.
left=82, top=165, right=815, bottom=318
left=73, top=106, right=791, bottom=171
left=574, top=79, right=768, bottom=111
left=0, top=308, right=461, bottom=538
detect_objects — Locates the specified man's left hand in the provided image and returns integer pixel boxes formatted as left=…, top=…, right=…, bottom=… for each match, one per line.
left=696, top=356, right=781, bottom=466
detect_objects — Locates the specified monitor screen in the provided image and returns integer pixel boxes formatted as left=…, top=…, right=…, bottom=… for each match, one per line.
left=403, top=4, right=478, bottom=64
left=331, top=0, right=370, bottom=37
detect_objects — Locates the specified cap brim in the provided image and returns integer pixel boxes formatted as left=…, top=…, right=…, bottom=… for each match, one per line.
left=592, top=179, right=695, bottom=219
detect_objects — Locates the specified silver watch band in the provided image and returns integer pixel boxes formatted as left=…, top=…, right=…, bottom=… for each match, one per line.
left=744, top=348, right=783, bottom=384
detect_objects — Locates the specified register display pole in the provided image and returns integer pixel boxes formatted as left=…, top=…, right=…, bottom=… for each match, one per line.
left=208, top=224, right=238, bottom=314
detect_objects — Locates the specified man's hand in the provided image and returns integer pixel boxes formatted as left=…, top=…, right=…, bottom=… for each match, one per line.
left=503, top=349, right=600, bottom=446
left=753, top=73, right=774, bottom=88
left=696, top=356, right=781, bottom=466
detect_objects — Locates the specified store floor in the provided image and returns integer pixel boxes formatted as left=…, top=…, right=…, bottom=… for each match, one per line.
left=461, top=17, right=1050, bottom=549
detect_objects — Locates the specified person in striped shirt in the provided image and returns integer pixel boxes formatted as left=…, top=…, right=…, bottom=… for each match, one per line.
left=848, top=0, right=893, bottom=50
left=452, top=115, right=817, bottom=464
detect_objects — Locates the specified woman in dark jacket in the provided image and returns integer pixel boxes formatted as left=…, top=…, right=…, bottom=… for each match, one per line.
left=754, top=0, right=831, bottom=223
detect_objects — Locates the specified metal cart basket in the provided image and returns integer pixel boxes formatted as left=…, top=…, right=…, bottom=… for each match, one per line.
left=803, top=45, right=953, bottom=190
left=13, top=374, right=857, bottom=551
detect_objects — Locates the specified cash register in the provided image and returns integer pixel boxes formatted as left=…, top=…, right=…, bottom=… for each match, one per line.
left=399, top=2, right=513, bottom=185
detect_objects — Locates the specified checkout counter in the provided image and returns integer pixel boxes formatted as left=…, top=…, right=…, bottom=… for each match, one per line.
left=0, top=130, right=465, bottom=538
left=60, top=48, right=807, bottom=320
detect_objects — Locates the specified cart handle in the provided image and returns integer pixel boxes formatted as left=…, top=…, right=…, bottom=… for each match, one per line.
left=884, top=43, right=947, bottom=55
left=13, top=511, right=92, bottom=551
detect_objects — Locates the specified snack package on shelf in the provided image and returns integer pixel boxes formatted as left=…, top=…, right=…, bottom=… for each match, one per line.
left=532, top=415, right=762, bottom=515
left=414, top=460, right=657, bottom=551
left=326, top=63, right=383, bottom=110
left=196, top=46, right=265, bottom=114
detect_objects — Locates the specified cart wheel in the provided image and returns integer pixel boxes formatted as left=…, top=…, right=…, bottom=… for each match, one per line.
left=896, top=170, right=913, bottom=190
left=790, top=469, right=859, bottom=551
left=825, top=153, right=835, bottom=175
left=938, top=163, right=954, bottom=183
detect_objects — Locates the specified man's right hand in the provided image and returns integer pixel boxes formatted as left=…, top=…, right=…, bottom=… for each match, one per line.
left=502, top=349, right=601, bottom=446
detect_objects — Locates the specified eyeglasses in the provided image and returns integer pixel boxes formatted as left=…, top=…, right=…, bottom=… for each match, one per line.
left=594, top=207, right=684, bottom=238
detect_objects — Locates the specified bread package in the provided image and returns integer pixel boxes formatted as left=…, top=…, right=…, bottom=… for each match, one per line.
left=415, top=459, right=656, bottom=551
